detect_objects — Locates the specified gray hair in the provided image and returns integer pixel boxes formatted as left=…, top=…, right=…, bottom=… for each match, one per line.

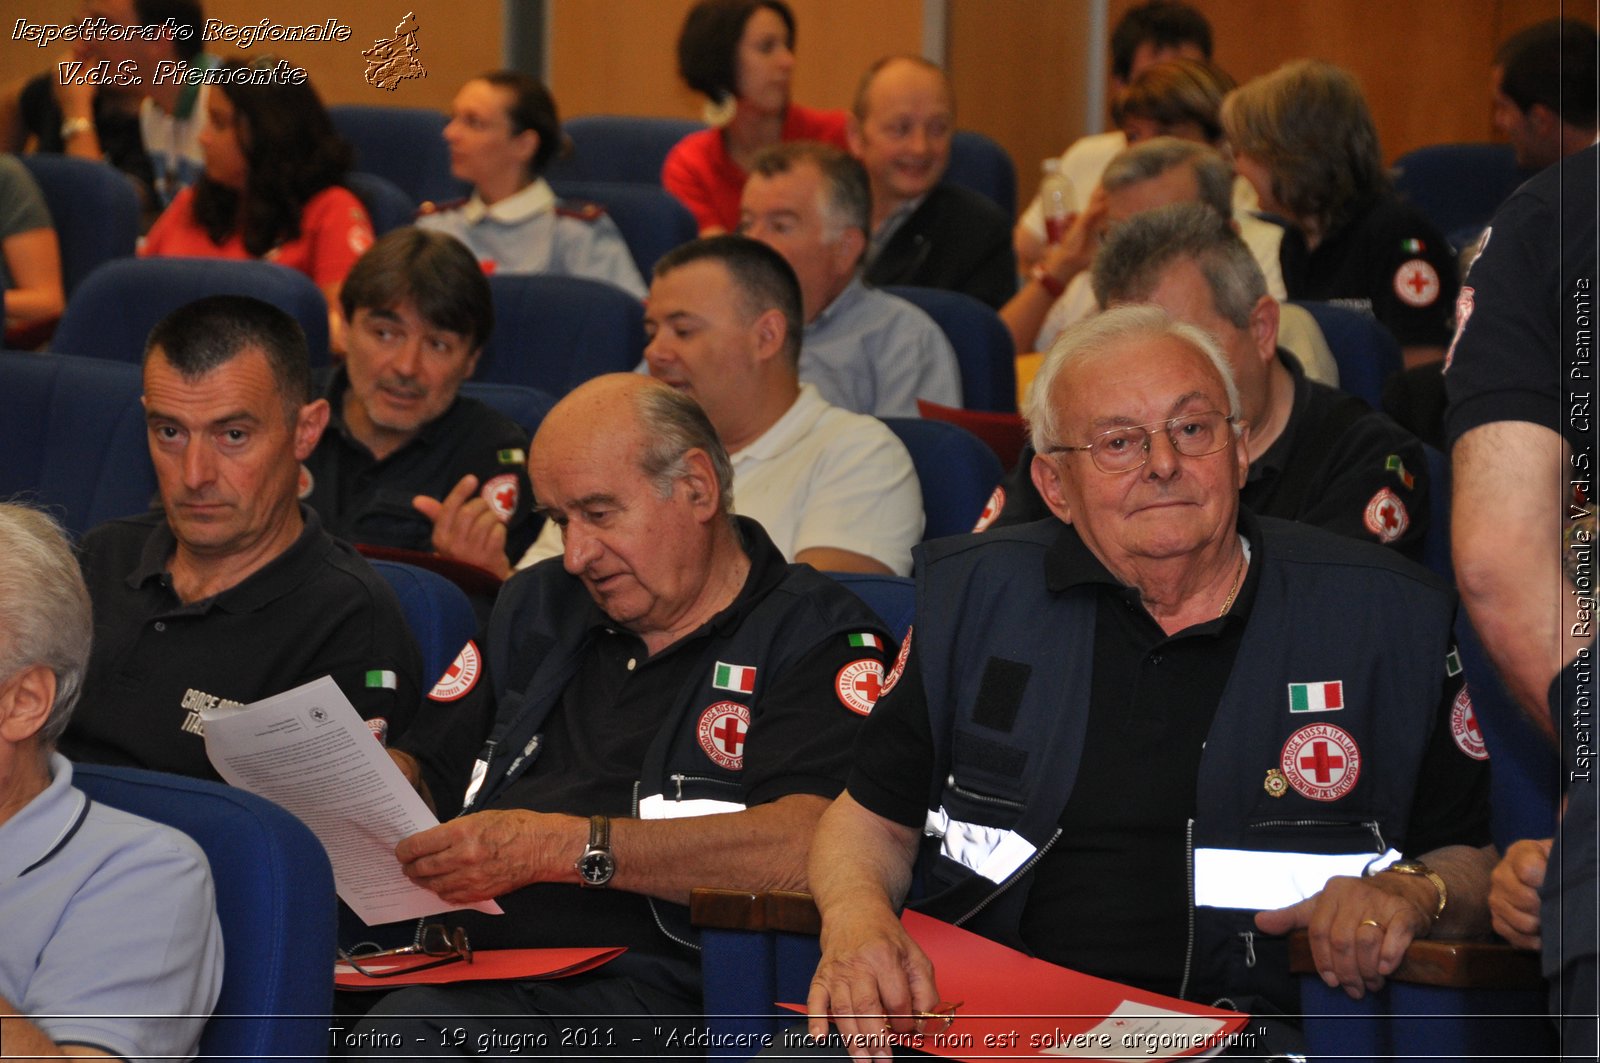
left=1025, top=305, right=1242, bottom=454
left=635, top=384, right=736, bottom=518
left=0, top=504, right=93, bottom=748
left=750, top=141, right=871, bottom=245
left=1102, top=136, right=1234, bottom=220
left=1091, top=202, right=1267, bottom=328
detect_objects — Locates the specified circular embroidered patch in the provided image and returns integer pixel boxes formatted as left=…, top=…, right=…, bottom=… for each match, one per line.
left=836, top=658, right=887, bottom=716
left=1280, top=723, right=1361, bottom=802
left=429, top=640, right=481, bottom=702
left=697, top=701, right=750, bottom=770
left=973, top=486, right=1006, bottom=532
left=480, top=473, right=520, bottom=522
left=1364, top=487, right=1410, bottom=543
left=1450, top=687, right=1489, bottom=760
left=297, top=463, right=315, bottom=500
left=1394, top=258, right=1441, bottom=308
left=880, top=626, right=913, bottom=699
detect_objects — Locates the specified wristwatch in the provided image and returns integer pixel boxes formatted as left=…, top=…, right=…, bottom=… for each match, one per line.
left=575, top=814, right=615, bottom=888
left=60, top=116, right=94, bottom=141
left=1376, top=860, right=1447, bottom=922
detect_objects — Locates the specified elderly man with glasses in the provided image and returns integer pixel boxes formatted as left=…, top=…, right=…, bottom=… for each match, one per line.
left=798, top=306, right=1495, bottom=1059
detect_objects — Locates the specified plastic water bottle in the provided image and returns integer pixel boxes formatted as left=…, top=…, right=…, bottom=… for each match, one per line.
left=1039, top=158, right=1072, bottom=244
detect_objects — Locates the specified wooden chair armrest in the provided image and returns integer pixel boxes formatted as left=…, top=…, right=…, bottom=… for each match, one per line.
left=1288, top=930, right=1545, bottom=989
left=690, top=888, right=822, bottom=935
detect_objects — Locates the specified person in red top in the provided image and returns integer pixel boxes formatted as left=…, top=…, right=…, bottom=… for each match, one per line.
left=663, top=0, right=848, bottom=234
left=141, top=59, right=373, bottom=349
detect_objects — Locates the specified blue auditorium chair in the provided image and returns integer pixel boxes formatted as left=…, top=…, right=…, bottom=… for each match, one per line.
left=1288, top=299, right=1403, bottom=408
left=1, top=350, right=154, bottom=537
left=1392, top=143, right=1528, bottom=250
left=477, top=274, right=645, bottom=395
left=328, top=104, right=463, bottom=206
left=18, top=153, right=140, bottom=297
left=884, top=285, right=1017, bottom=413
left=882, top=417, right=1004, bottom=540
left=367, top=559, right=478, bottom=691
left=947, top=130, right=1017, bottom=219
left=73, top=763, right=336, bottom=1063
left=345, top=171, right=419, bottom=236
left=548, top=178, right=698, bottom=278
left=825, top=573, right=913, bottom=643
left=52, top=258, right=332, bottom=367
left=547, top=115, right=705, bottom=185
left=459, top=381, right=558, bottom=437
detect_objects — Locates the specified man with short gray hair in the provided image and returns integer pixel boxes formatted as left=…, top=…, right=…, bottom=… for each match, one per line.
left=0, top=502, right=223, bottom=1062
left=740, top=141, right=961, bottom=416
left=361, top=373, right=895, bottom=1053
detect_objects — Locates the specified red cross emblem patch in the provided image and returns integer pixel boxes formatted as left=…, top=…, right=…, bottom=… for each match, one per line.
left=972, top=486, right=1005, bottom=533
left=697, top=701, right=750, bottom=770
left=428, top=640, right=481, bottom=702
left=1450, top=687, right=1489, bottom=760
left=1393, top=258, right=1441, bottom=308
left=1364, top=487, right=1409, bottom=543
left=880, top=626, right=913, bottom=700
left=1280, top=723, right=1361, bottom=801
left=480, top=473, right=519, bottom=522
left=836, top=659, right=886, bottom=716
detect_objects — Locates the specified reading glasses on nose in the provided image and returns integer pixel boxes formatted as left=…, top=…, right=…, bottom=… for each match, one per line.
left=1043, top=410, right=1235, bottom=474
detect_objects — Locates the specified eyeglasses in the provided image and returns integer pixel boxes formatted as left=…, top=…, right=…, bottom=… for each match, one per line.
left=1044, top=410, right=1236, bottom=474
left=338, top=923, right=472, bottom=978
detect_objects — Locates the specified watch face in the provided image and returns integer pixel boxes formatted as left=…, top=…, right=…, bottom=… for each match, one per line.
left=578, top=850, right=615, bottom=886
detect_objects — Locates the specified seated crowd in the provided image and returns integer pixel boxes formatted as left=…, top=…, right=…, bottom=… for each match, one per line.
left=1, top=0, right=1594, bottom=1060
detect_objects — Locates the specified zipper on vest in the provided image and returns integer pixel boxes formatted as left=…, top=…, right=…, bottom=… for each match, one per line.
left=952, top=827, right=1062, bottom=926
left=1179, top=818, right=1196, bottom=1000
left=635, top=781, right=702, bottom=952
left=668, top=772, right=737, bottom=799
left=944, top=775, right=1025, bottom=810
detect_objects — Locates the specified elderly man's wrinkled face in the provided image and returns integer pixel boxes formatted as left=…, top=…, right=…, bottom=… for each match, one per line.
left=1033, top=332, right=1247, bottom=568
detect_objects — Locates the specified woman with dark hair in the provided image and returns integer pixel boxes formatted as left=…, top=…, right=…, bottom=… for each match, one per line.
left=141, top=58, right=374, bottom=347
left=416, top=71, right=645, bottom=298
left=662, top=0, right=848, bottom=234
left=1221, top=60, right=1458, bottom=367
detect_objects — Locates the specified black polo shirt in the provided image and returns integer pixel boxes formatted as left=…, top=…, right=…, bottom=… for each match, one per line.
left=304, top=368, right=539, bottom=562
left=993, top=353, right=1430, bottom=560
left=63, top=507, right=423, bottom=782
left=852, top=514, right=1486, bottom=997
left=1246, top=351, right=1430, bottom=560
left=1277, top=192, right=1459, bottom=349
left=406, top=521, right=888, bottom=961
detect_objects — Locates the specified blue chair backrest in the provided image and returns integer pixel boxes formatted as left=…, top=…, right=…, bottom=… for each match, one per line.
left=459, top=380, right=558, bottom=436
left=947, top=130, right=1017, bottom=219
left=72, top=763, right=336, bottom=1063
left=52, top=257, right=332, bottom=367
left=345, top=171, right=418, bottom=236
left=882, top=417, right=1004, bottom=540
left=884, top=285, right=1017, bottom=412
left=368, top=559, right=478, bottom=690
left=826, top=573, right=914, bottom=643
left=1392, top=143, right=1528, bottom=248
left=1287, top=299, right=1403, bottom=408
left=18, top=153, right=139, bottom=297
left=549, top=115, right=705, bottom=185
left=478, top=273, right=645, bottom=395
left=548, top=178, right=698, bottom=278
left=0, top=350, right=154, bottom=536
left=328, top=104, right=463, bottom=206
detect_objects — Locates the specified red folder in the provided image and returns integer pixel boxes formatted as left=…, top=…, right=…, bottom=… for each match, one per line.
left=786, top=911, right=1248, bottom=1061
left=335, top=946, right=625, bottom=990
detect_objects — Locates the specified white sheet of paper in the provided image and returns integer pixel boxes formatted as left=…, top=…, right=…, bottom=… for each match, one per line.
left=202, top=675, right=501, bottom=926
left=1041, top=1001, right=1230, bottom=1059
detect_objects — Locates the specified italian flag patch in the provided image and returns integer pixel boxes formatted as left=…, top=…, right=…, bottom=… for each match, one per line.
left=365, top=669, right=397, bottom=690
left=848, top=633, right=884, bottom=650
left=1288, top=680, right=1343, bottom=713
left=713, top=661, right=757, bottom=694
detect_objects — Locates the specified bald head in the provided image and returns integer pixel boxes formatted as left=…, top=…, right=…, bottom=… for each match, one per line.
left=848, top=55, right=955, bottom=218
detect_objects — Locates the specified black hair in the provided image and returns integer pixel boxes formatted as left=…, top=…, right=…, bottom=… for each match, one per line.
left=476, top=71, right=564, bottom=179
left=341, top=228, right=494, bottom=352
left=677, top=0, right=796, bottom=104
left=145, top=294, right=311, bottom=416
left=1110, top=0, right=1213, bottom=83
left=655, top=234, right=803, bottom=365
left=1497, top=19, right=1599, bottom=128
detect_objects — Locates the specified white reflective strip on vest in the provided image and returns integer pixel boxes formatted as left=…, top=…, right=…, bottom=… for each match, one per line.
left=923, top=806, right=1038, bottom=883
left=1194, top=847, right=1402, bottom=909
left=637, top=793, right=746, bottom=820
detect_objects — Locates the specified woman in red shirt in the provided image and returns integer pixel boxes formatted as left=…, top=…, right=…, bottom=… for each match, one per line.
left=142, top=58, right=373, bottom=349
left=663, top=0, right=848, bottom=234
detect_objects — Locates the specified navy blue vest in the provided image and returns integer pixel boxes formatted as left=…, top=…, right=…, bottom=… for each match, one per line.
left=908, top=516, right=1454, bottom=1011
